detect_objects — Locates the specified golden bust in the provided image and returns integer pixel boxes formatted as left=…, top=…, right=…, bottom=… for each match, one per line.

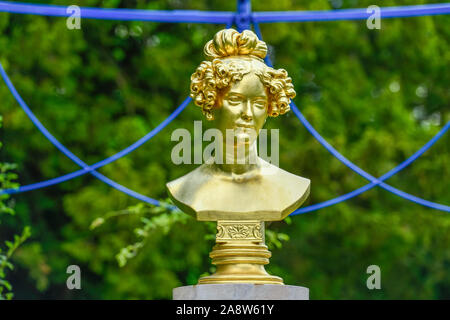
left=167, top=29, right=310, bottom=221
left=167, top=29, right=310, bottom=284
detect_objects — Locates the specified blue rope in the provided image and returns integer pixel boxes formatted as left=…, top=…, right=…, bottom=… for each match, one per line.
left=1, top=1, right=448, bottom=23
left=292, top=118, right=450, bottom=214
left=0, top=61, right=190, bottom=206
left=0, top=97, right=189, bottom=194
left=252, top=22, right=450, bottom=213
left=0, top=1, right=234, bottom=24
left=252, top=3, right=450, bottom=23
left=290, top=103, right=450, bottom=212
left=236, top=0, right=252, bottom=31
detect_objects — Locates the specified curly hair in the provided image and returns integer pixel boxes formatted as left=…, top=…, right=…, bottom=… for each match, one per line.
left=190, top=29, right=296, bottom=120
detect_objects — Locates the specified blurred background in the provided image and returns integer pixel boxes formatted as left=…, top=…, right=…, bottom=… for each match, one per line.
left=0, top=0, right=449, bottom=299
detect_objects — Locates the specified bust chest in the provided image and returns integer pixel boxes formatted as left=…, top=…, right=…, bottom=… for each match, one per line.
left=167, top=163, right=310, bottom=221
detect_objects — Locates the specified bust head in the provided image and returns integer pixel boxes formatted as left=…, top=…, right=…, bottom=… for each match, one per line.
left=190, top=29, right=296, bottom=146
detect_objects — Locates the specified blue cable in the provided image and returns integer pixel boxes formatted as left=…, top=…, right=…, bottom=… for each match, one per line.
left=0, top=1, right=234, bottom=24
left=1, top=1, right=448, bottom=23
left=292, top=120, right=450, bottom=214
left=252, top=22, right=449, bottom=213
left=0, top=96, right=189, bottom=194
left=0, top=61, right=190, bottom=206
left=252, top=3, right=450, bottom=23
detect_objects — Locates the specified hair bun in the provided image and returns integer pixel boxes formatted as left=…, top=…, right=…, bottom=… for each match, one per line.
left=204, top=29, right=267, bottom=60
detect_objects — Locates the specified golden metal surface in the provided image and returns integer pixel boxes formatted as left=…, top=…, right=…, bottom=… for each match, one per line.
left=167, top=29, right=310, bottom=285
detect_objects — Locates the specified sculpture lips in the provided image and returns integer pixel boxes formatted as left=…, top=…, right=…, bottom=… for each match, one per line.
left=235, top=124, right=254, bottom=129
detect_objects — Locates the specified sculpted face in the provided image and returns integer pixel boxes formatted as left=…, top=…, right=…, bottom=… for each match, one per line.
left=215, top=72, right=268, bottom=146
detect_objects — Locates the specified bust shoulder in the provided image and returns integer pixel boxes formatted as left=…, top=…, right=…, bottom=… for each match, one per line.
left=167, top=159, right=310, bottom=221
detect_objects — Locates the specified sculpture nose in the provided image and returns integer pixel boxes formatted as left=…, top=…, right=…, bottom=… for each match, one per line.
left=241, top=101, right=253, bottom=121
left=241, top=112, right=252, bottom=121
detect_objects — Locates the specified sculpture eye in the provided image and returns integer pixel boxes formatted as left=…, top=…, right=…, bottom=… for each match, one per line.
left=226, top=95, right=242, bottom=105
left=253, top=99, right=267, bottom=109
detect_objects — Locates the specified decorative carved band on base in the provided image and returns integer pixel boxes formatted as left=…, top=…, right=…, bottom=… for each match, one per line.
left=216, top=220, right=264, bottom=242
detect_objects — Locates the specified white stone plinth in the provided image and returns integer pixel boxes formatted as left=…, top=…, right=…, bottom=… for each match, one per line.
left=173, top=284, right=309, bottom=300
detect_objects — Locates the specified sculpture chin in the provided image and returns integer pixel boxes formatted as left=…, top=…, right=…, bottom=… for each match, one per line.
left=232, top=128, right=258, bottom=146
left=166, top=158, right=310, bottom=221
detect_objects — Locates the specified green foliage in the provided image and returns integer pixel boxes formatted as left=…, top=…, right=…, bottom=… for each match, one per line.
left=0, top=227, right=31, bottom=300
left=0, top=0, right=448, bottom=299
left=0, top=116, right=31, bottom=300
left=91, top=200, right=191, bottom=267
left=92, top=199, right=290, bottom=269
